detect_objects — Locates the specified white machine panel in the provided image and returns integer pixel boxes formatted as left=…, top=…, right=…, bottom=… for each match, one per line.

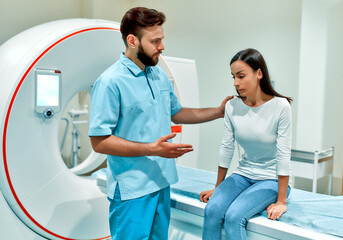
left=159, top=56, right=200, bottom=168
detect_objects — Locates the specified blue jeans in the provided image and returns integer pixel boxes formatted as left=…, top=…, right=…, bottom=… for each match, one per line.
left=108, top=185, right=170, bottom=240
left=202, top=173, right=291, bottom=240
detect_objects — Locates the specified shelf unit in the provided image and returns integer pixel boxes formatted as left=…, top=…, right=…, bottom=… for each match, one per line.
left=291, top=147, right=334, bottom=194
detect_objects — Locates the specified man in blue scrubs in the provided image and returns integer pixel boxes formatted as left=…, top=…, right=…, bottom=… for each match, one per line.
left=89, top=7, right=230, bottom=240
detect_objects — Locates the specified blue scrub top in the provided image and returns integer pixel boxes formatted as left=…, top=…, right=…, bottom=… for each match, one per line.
left=89, top=53, right=183, bottom=200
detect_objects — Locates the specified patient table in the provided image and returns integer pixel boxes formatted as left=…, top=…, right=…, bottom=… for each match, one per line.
left=93, top=166, right=343, bottom=240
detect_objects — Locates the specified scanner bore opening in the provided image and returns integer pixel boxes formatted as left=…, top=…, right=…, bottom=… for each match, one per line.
left=59, top=91, right=106, bottom=174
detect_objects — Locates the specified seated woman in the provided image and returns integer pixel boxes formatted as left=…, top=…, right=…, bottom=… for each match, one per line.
left=200, top=48, right=292, bottom=240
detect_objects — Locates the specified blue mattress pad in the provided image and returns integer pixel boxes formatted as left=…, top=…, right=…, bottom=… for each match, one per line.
left=171, top=166, right=343, bottom=238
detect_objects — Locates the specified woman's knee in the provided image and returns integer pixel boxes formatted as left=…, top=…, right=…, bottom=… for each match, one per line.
left=224, top=208, right=247, bottom=227
left=204, top=200, right=224, bottom=219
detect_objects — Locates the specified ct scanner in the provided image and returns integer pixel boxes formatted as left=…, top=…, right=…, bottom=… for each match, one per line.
left=0, top=19, right=200, bottom=240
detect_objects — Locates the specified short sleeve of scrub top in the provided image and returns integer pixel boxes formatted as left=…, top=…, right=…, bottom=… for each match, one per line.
left=88, top=76, right=119, bottom=136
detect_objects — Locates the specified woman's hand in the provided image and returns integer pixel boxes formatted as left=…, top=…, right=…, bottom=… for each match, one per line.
left=266, top=202, right=287, bottom=220
left=200, top=189, right=215, bottom=203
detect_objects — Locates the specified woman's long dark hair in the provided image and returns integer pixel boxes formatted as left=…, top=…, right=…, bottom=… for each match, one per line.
left=230, top=48, right=292, bottom=103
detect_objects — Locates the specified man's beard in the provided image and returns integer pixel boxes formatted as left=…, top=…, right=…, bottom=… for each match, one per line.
left=137, top=44, right=161, bottom=66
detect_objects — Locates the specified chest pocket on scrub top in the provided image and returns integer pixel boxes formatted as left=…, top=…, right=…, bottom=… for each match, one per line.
left=160, top=90, right=171, bottom=117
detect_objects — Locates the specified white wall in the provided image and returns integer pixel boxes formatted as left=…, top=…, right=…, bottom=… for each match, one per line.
left=296, top=0, right=343, bottom=195
left=80, top=0, right=129, bottom=21
left=296, top=0, right=334, bottom=151
left=322, top=0, right=343, bottom=194
left=0, top=0, right=83, bottom=45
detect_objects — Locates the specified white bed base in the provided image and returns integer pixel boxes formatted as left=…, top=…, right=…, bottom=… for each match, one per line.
left=91, top=168, right=342, bottom=239
left=169, top=193, right=342, bottom=240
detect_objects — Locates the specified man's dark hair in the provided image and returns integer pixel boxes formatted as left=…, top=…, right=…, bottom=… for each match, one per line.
left=120, top=7, right=166, bottom=47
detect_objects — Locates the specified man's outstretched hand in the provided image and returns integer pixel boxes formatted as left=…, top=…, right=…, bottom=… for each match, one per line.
left=149, top=133, right=193, bottom=158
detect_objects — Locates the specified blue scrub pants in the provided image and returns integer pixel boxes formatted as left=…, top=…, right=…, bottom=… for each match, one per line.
left=202, top=173, right=291, bottom=240
left=108, top=185, right=170, bottom=240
